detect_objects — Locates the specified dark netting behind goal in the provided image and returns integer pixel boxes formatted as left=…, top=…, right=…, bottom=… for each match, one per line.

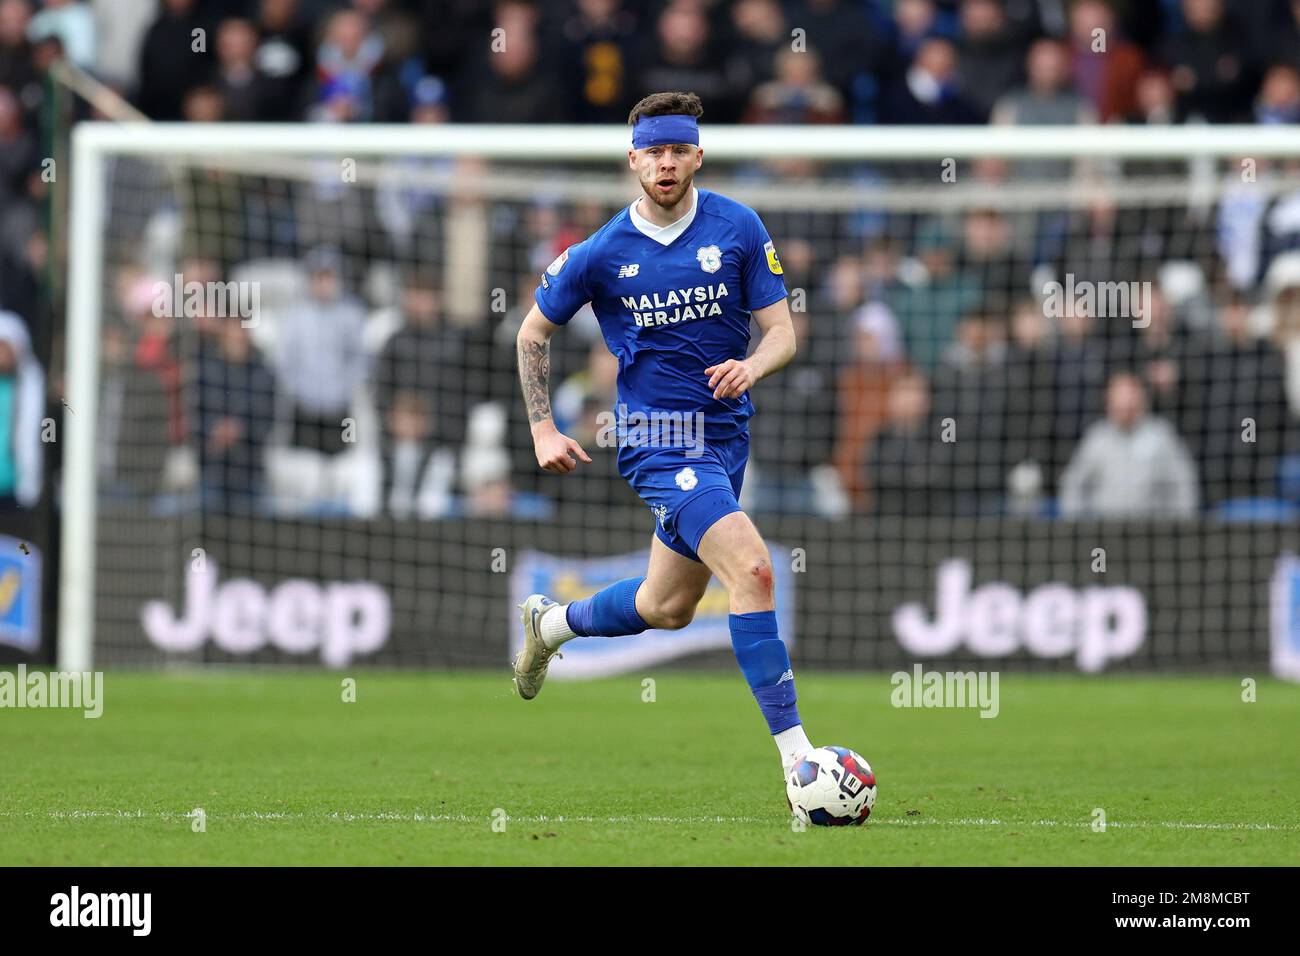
left=84, top=140, right=1300, bottom=673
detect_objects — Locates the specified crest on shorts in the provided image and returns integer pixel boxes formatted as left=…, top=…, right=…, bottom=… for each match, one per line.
left=675, top=467, right=698, bottom=491
left=696, top=245, right=722, bottom=274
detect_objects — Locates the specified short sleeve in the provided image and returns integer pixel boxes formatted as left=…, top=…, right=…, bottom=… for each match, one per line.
left=740, top=208, right=788, bottom=312
left=534, top=240, right=591, bottom=325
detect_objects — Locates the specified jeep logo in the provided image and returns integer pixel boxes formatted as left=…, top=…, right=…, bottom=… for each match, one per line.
left=892, top=558, right=1146, bottom=672
left=142, top=560, right=390, bottom=667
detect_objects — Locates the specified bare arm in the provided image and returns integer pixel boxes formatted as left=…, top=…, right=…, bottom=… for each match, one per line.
left=516, top=304, right=592, bottom=473
left=705, top=297, right=797, bottom=400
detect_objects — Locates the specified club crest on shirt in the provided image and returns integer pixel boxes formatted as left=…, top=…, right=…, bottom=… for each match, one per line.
left=764, top=240, right=783, bottom=275
left=546, top=247, right=570, bottom=276
left=696, top=245, right=722, bottom=274
left=675, top=466, right=698, bottom=491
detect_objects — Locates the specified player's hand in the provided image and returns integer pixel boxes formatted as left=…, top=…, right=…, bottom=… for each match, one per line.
left=704, top=359, right=757, bottom=400
left=532, top=422, right=592, bottom=474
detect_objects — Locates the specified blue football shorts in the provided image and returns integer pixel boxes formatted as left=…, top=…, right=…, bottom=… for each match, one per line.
left=616, top=429, right=749, bottom=563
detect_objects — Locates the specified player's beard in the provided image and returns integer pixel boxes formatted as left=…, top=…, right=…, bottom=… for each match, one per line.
left=640, top=167, right=694, bottom=210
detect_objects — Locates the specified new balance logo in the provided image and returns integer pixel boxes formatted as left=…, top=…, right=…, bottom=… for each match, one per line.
left=777, top=669, right=794, bottom=684
left=617, top=264, right=640, bottom=278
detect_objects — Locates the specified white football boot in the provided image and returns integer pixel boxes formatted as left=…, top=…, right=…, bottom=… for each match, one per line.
left=513, top=594, right=563, bottom=700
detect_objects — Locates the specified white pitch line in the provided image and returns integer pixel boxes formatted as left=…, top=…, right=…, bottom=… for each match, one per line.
left=0, top=810, right=1295, bottom=831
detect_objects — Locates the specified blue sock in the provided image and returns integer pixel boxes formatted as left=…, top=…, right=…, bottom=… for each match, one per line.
left=565, top=577, right=649, bottom=637
left=729, top=610, right=801, bottom=734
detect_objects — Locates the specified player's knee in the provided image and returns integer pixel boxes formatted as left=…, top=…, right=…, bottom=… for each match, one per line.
left=659, top=609, right=695, bottom=630
left=735, top=554, right=775, bottom=602
left=646, top=595, right=697, bottom=630
left=658, top=600, right=697, bottom=631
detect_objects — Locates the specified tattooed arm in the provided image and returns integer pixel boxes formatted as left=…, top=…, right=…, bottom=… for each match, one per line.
left=517, top=304, right=593, bottom=474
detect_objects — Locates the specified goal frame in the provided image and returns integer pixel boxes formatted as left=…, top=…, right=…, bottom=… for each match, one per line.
left=59, top=121, right=1300, bottom=670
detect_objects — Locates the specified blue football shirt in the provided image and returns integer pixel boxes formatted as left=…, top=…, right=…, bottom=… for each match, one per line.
left=534, top=188, right=788, bottom=440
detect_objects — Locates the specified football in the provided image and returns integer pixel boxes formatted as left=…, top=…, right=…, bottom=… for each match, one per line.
left=787, top=746, right=877, bottom=826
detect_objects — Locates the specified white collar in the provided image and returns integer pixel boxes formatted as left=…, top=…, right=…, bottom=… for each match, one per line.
left=629, top=187, right=698, bottom=246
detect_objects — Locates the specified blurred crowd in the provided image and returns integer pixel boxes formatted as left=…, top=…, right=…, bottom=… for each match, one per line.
left=5, top=0, right=1300, bottom=520
left=94, top=180, right=1300, bottom=522
left=4, top=0, right=1300, bottom=127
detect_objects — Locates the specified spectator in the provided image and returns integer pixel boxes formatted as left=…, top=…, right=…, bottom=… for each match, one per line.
left=106, top=275, right=186, bottom=499
left=0, top=308, right=42, bottom=509
left=630, top=1, right=734, bottom=122
left=559, top=0, right=638, bottom=123
left=26, top=0, right=93, bottom=70
left=254, top=0, right=312, bottom=120
left=993, top=37, right=1094, bottom=127
left=0, top=231, right=42, bottom=334
left=1181, top=291, right=1293, bottom=504
left=213, top=17, right=275, bottom=122
left=197, top=318, right=276, bottom=513
left=887, top=220, right=982, bottom=370
left=1159, top=0, right=1255, bottom=124
left=274, top=247, right=368, bottom=458
left=375, top=75, right=450, bottom=259
left=180, top=82, right=224, bottom=123
left=1107, top=283, right=1186, bottom=423
left=788, top=0, right=884, bottom=100
left=1267, top=0, right=1300, bottom=69
left=887, top=0, right=942, bottom=83
left=1262, top=251, right=1300, bottom=415
left=419, top=0, right=492, bottom=97
left=1067, top=0, right=1144, bottom=123
left=0, top=1, right=38, bottom=102
left=553, top=338, right=616, bottom=438
left=1255, top=63, right=1300, bottom=126
left=0, top=84, right=38, bottom=258
left=549, top=394, right=640, bottom=511
left=92, top=0, right=156, bottom=92
left=1003, top=297, right=1057, bottom=494
left=880, top=37, right=981, bottom=125
left=1049, top=295, right=1108, bottom=486
left=1125, top=66, right=1177, bottom=125
left=352, top=0, right=422, bottom=81
left=725, top=0, right=785, bottom=101
left=458, top=0, right=570, bottom=123
left=379, top=389, right=456, bottom=518
left=137, top=0, right=213, bottom=120
left=748, top=310, right=840, bottom=515
left=955, top=0, right=1025, bottom=121
left=956, top=207, right=1031, bottom=316
left=745, top=47, right=844, bottom=125
left=1060, top=372, right=1199, bottom=518
left=374, top=270, right=469, bottom=515
left=867, top=372, right=948, bottom=516
left=308, top=7, right=402, bottom=123
left=834, top=302, right=909, bottom=510
left=458, top=404, right=552, bottom=519
left=930, top=311, right=1008, bottom=511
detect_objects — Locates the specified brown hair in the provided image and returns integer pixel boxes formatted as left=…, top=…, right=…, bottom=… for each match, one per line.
left=627, top=91, right=704, bottom=126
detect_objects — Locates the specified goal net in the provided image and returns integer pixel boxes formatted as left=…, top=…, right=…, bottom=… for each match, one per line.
left=60, top=123, right=1300, bottom=677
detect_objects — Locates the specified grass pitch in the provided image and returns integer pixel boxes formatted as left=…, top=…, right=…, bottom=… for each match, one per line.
left=1, top=670, right=1297, bottom=865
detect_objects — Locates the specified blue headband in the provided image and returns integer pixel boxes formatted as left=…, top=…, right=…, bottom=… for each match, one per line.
left=632, top=114, right=699, bottom=149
